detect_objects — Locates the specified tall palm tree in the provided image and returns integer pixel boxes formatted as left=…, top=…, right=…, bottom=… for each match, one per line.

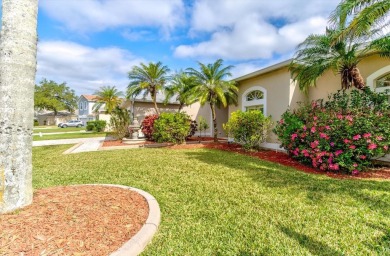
left=0, top=0, right=38, bottom=213
left=186, top=59, right=238, bottom=142
left=165, top=72, right=198, bottom=112
left=93, top=86, right=124, bottom=114
left=127, top=62, right=170, bottom=115
left=290, top=15, right=389, bottom=92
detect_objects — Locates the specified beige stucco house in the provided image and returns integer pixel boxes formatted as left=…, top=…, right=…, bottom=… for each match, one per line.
left=231, top=54, right=390, bottom=150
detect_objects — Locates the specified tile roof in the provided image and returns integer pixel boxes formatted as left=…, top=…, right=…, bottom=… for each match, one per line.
left=81, top=95, right=98, bottom=101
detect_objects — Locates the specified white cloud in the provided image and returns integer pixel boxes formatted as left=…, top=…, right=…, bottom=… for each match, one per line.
left=36, top=41, right=145, bottom=95
left=174, top=0, right=339, bottom=60
left=39, top=0, right=185, bottom=35
left=175, top=16, right=327, bottom=60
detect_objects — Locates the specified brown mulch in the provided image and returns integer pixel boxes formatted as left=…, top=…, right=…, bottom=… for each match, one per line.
left=102, top=138, right=390, bottom=180
left=0, top=186, right=149, bottom=256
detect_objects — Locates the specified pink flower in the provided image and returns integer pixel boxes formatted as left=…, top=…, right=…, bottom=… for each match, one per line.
left=368, top=143, right=377, bottom=150
left=353, top=135, right=361, bottom=140
left=279, top=119, right=285, bottom=124
left=384, top=145, right=389, bottom=151
left=343, top=139, right=351, bottom=144
left=325, top=126, right=331, bottom=130
left=311, top=127, right=316, bottom=133
left=353, top=163, right=358, bottom=168
left=359, top=155, right=367, bottom=160
left=352, top=170, right=359, bottom=175
left=303, top=125, right=307, bottom=131
left=330, top=142, right=335, bottom=147
left=310, top=140, right=319, bottom=149
left=349, top=145, right=356, bottom=149
left=336, top=114, right=343, bottom=120
left=335, top=150, right=343, bottom=156
left=301, top=149, right=310, bottom=157
left=320, top=133, right=328, bottom=139
left=363, top=133, right=371, bottom=138
left=376, top=135, right=383, bottom=141
left=291, top=134, right=298, bottom=140
left=345, top=115, right=353, bottom=122
left=329, top=163, right=339, bottom=171
left=313, top=116, right=318, bottom=121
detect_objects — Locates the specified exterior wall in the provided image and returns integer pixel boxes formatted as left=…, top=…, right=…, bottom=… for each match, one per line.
left=132, top=102, right=180, bottom=123
left=230, top=67, right=293, bottom=143
left=308, top=54, right=390, bottom=101
left=36, top=115, right=77, bottom=126
left=78, top=96, right=90, bottom=116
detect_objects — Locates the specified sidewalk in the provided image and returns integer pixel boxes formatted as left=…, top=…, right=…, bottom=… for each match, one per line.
left=33, top=137, right=109, bottom=154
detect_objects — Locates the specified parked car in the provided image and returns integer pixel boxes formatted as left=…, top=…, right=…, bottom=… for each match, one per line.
left=60, top=120, right=84, bottom=128
left=57, top=122, right=63, bottom=127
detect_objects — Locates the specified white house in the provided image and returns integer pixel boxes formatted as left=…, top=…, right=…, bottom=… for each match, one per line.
left=77, top=95, right=106, bottom=125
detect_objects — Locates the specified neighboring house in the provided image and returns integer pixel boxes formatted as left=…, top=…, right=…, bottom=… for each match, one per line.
left=121, top=93, right=228, bottom=137
left=36, top=110, right=77, bottom=126
left=230, top=54, right=390, bottom=150
left=77, top=95, right=106, bottom=125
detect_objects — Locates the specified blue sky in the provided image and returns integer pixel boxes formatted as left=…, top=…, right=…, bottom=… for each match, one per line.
left=30, top=0, right=341, bottom=95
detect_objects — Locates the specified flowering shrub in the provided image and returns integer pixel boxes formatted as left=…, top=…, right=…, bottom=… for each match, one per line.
left=141, top=114, right=159, bottom=140
left=152, top=112, right=192, bottom=144
left=274, top=88, right=390, bottom=174
left=224, top=110, right=272, bottom=150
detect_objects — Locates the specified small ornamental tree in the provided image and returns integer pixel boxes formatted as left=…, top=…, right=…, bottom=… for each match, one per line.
left=141, top=114, right=159, bottom=140
left=152, top=112, right=192, bottom=144
left=224, top=110, right=272, bottom=150
left=110, top=107, right=131, bottom=139
left=274, top=88, right=390, bottom=174
left=198, top=116, right=209, bottom=138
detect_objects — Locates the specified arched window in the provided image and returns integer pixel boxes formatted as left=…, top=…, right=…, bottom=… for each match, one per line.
left=376, top=73, right=390, bottom=89
left=242, top=86, right=267, bottom=115
left=367, top=66, right=390, bottom=94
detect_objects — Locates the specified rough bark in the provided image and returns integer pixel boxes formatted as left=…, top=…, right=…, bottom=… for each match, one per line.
left=0, top=0, right=38, bottom=213
left=210, top=103, right=218, bottom=142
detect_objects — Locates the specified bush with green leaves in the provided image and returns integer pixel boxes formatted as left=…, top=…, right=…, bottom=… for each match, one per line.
left=152, top=112, right=192, bottom=144
left=86, top=120, right=107, bottom=132
left=274, top=88, right=390, bottom=174
left=110, top=107, right=131, bottom=139
left=224, top=110, right=272, bottom=150
left=198, top=116, right=209, bottom=137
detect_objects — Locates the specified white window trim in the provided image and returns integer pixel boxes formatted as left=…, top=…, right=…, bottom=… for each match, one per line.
left=79, top=102, right=83, bottom=110
left=241, top=86, right=267, bottom=115
left=366, top=65, right=390, bottom=94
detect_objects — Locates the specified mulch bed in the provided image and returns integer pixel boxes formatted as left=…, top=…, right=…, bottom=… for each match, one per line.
left=102, top=138, right=390, bottom=180
left=0, top=186, right=148, bottom=256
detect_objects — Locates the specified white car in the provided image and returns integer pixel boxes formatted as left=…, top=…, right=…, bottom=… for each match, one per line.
left=60, top=120, right=84, bottom=128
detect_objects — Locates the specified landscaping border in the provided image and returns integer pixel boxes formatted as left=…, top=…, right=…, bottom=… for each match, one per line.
left=78, top=184, right=161, bottom=256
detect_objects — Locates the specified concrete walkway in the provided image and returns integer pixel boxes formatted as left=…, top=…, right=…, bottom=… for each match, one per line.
left=33, top=137, right=107, bottom=154
left=33, top=131, right=87, bottom=136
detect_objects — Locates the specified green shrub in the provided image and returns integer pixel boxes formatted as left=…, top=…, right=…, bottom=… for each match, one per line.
left=110, top=107, right=131, bottom=139
left=224, top=110, right=272, bottom=150
left=152, top=112, right=192, bottom=144
left=86, top=120, right=107, bottom=132
left=33, top=119, right=39, bottom=126
left=274, top=88, right=390, bottom=174
left=198, top=116, right=209, bottom=137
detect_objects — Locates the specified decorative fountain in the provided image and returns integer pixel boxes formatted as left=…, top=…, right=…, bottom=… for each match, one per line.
left=122, top=118, right=146, bottom=145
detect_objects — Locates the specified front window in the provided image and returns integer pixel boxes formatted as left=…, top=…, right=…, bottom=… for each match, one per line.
left=376, top=73, right=390, bottom=89
left=242, top=87, right=267, bottom=115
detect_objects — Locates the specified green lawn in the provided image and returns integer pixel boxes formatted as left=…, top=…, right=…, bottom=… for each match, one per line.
left=33, top=127, right=85, bottom=133
left=33, top=132, right=106, bottom=141
left=33, top=146, right=390, bottom=255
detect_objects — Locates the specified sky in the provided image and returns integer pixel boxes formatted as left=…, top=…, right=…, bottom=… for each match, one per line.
left=13, top=0, right=342, bottom=95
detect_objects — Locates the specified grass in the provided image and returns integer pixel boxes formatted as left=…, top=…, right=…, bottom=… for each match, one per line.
left=33, top=146, right=390, bottom=255
left=33, top=127, right=85, bottom=133
left=33, top=132, right=106, bottom=141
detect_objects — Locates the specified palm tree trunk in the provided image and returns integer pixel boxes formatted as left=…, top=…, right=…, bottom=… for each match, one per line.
left=0, top=0, right=38, bottom=213
left=152, top=92, right=160, bottom=115
left=351, top=66, right=365, bottom=90
left=178, top=103, right=184, bottom=112
left=210, top=103, right=218, bottom=142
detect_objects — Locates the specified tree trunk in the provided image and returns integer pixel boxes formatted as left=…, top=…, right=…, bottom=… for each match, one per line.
left=351, top=66, right=365, bottom=90
left=0, top=0, right=38, bottom=213
left=178, top=103, right=184, bottom=113
left=210, top=103, right=218, bottom=142
left=152, top=92, right=160, bottom=115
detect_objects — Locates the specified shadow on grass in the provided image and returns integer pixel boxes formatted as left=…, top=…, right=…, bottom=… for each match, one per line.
left=278, top=225, right=343, bottom=255
left=184, top=149, right=390, bottom=216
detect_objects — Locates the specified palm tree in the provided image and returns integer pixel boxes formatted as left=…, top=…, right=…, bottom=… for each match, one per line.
left=93, top=86, right=124, bottom=114
left=0, top=0, right=38, bottom=213
left=290, top=20, right=390, bottom=92
left=329, top=0, right=390, bottom=41
left=127, top=62, right=170, bottom=115
left=165, top=71, right=198, bottom=112
left=186, top=59, right=238, bottom=142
